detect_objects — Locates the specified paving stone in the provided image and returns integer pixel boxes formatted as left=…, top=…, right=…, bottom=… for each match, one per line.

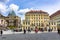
left=0, top=32, right=60, bottom=40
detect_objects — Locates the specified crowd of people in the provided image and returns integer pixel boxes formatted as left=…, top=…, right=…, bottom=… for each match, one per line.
left=0, top=27, right=60, bottom=35
left=23, top=27, right=53, bottom=34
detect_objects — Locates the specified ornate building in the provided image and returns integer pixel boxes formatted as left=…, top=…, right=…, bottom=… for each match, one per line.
left=22, top=10, right=50, bottom=30
left=5, top=11, right=21, bottom=29
left=0, top=10, right=21, bottom=30
left=50, top=10, right=60, bottom=31
left=0, top=13, right=7, bottom=30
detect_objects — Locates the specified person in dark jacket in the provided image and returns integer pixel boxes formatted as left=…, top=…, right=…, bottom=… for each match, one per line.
left=0, top=30, right=3, bottom=36
left=58, top=29, right=60, bottom=34
left=28, top=27, right=31, bottom=32
left=24, top=29, right=26, bottom=34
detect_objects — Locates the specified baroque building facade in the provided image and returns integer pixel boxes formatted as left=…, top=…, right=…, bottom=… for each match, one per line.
left=0, top=13, right=7, bottom=30
left=5, top=11, right=21, bottom=29
left=22, top=10, right=50, bottom=30
left=0, top=11, right=21, bottom=30
left=50, top=10, right=60, bottom=31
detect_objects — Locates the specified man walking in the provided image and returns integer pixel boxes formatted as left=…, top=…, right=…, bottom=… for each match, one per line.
left=58, top=29, right=60, bottom=34
left=0, top=30, right=3, bottom=36
left=24, top=29, right=26, bottom=34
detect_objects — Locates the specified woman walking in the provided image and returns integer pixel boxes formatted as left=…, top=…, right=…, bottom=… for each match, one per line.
left=35, top=27, right=38, bottom=33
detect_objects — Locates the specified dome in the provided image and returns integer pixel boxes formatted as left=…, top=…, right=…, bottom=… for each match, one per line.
left=8, top=10, right=16, bottom=16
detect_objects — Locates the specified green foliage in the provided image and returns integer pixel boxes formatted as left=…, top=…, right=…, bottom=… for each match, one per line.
left=8, top=26, right=16, bottom=29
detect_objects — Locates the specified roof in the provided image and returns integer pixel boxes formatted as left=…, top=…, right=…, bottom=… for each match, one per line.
left=26, top=10, right=49, bottom=14
left=0, top=13, right=5, bottom=18
left=8, top=10, right=16, bottom=16
left=50, top=10, right=60, bottom=18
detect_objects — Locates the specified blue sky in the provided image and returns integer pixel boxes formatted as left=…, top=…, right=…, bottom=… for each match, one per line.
left=6, top=0, right=60, bottom=9
left=0, top=0, right=60, bottom=20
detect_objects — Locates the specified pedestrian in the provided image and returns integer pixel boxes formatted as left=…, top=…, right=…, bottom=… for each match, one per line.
left=35, top=27, right=38, bottom=33
left=28, top=27, right=31, bottom=32
left=58, top=29, right=60, bottom=34
left=24, top=29, right=26, bottom=34
left=0, top=30, right=3, bottom=36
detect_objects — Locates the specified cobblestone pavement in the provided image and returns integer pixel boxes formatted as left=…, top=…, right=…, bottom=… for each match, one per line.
left=0, top=32, right=60, bottom=40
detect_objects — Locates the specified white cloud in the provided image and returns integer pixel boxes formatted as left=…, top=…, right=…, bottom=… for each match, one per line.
left=0, top=2, right=19, bottom=16
left=18, top=8, right=33, bottom=14
left=0, top=0, right=9, bottom=16
left=9, top=4, right=19, bottom=11
left=17, top=8, right=33, bottom=20
left=0, top=3, right=7, bottom=14
left=44, top=2, right=60, bottom=15
left=0, top=0, right=60, bottom=20
left=18, top=1, right=60, bottom=16
left=32, top=1, right=60, bottom=15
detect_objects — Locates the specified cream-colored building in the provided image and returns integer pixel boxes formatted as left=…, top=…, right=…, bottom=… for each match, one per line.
left=49, top=20, right=57, bottom=31
left=22, top=10, right=50, bottom=30
left=5, top=11, right=21, bottom=29
left=0, top=10, right=21, bottom=30
left=0, top=14, right=7, bottom=30
left=50, top=10, right=60, bottom=31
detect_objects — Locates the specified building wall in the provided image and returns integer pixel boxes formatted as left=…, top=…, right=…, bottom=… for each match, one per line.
left=5, top=16, right=21, bottom=29
left=0, top=14, right=7, bottom=30
left=50, top=10, right=60, bottom=31
left=49, top=20, right=57, bottom=31
left=0, top=18, right=7, bottom=30
left=22, top=10, right=50, bottom=30
left=0, top=11, right=21, bottom=30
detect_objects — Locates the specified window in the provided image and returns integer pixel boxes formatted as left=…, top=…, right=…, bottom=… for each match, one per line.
left=54, top=22, right=56, bottom=25
left=39, top=15, right=40, bottom=16
left=32, top=17, right=33, bottom=19
left=1, top=20, right=3, bottom=22
left=34, top=15, right=35, bottom=16
left=41, top=17, right=43, bottom=19
left=26, top=22, right=27, bottom=25
left=23, top=22, right=25, bottom=24
left=34, top=17, right=35, bottom=19
left=1, top=20, right=3, bottom=24
left=36, top=17, right=38, bottom=19
left=39, top=23, right=40, bottom=26
left=41, top=23, right=44, bottom=27
left=39, top=18, right=40, bottom=19
left=49, top=22, right=50, bottom=25
left=36, top=15, right=38, bottom=16
left=14, top=16, right=16, bottom=18
left=28, top=22, right=30, bottom=25
left=52, top=22, right=53, bottom=25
